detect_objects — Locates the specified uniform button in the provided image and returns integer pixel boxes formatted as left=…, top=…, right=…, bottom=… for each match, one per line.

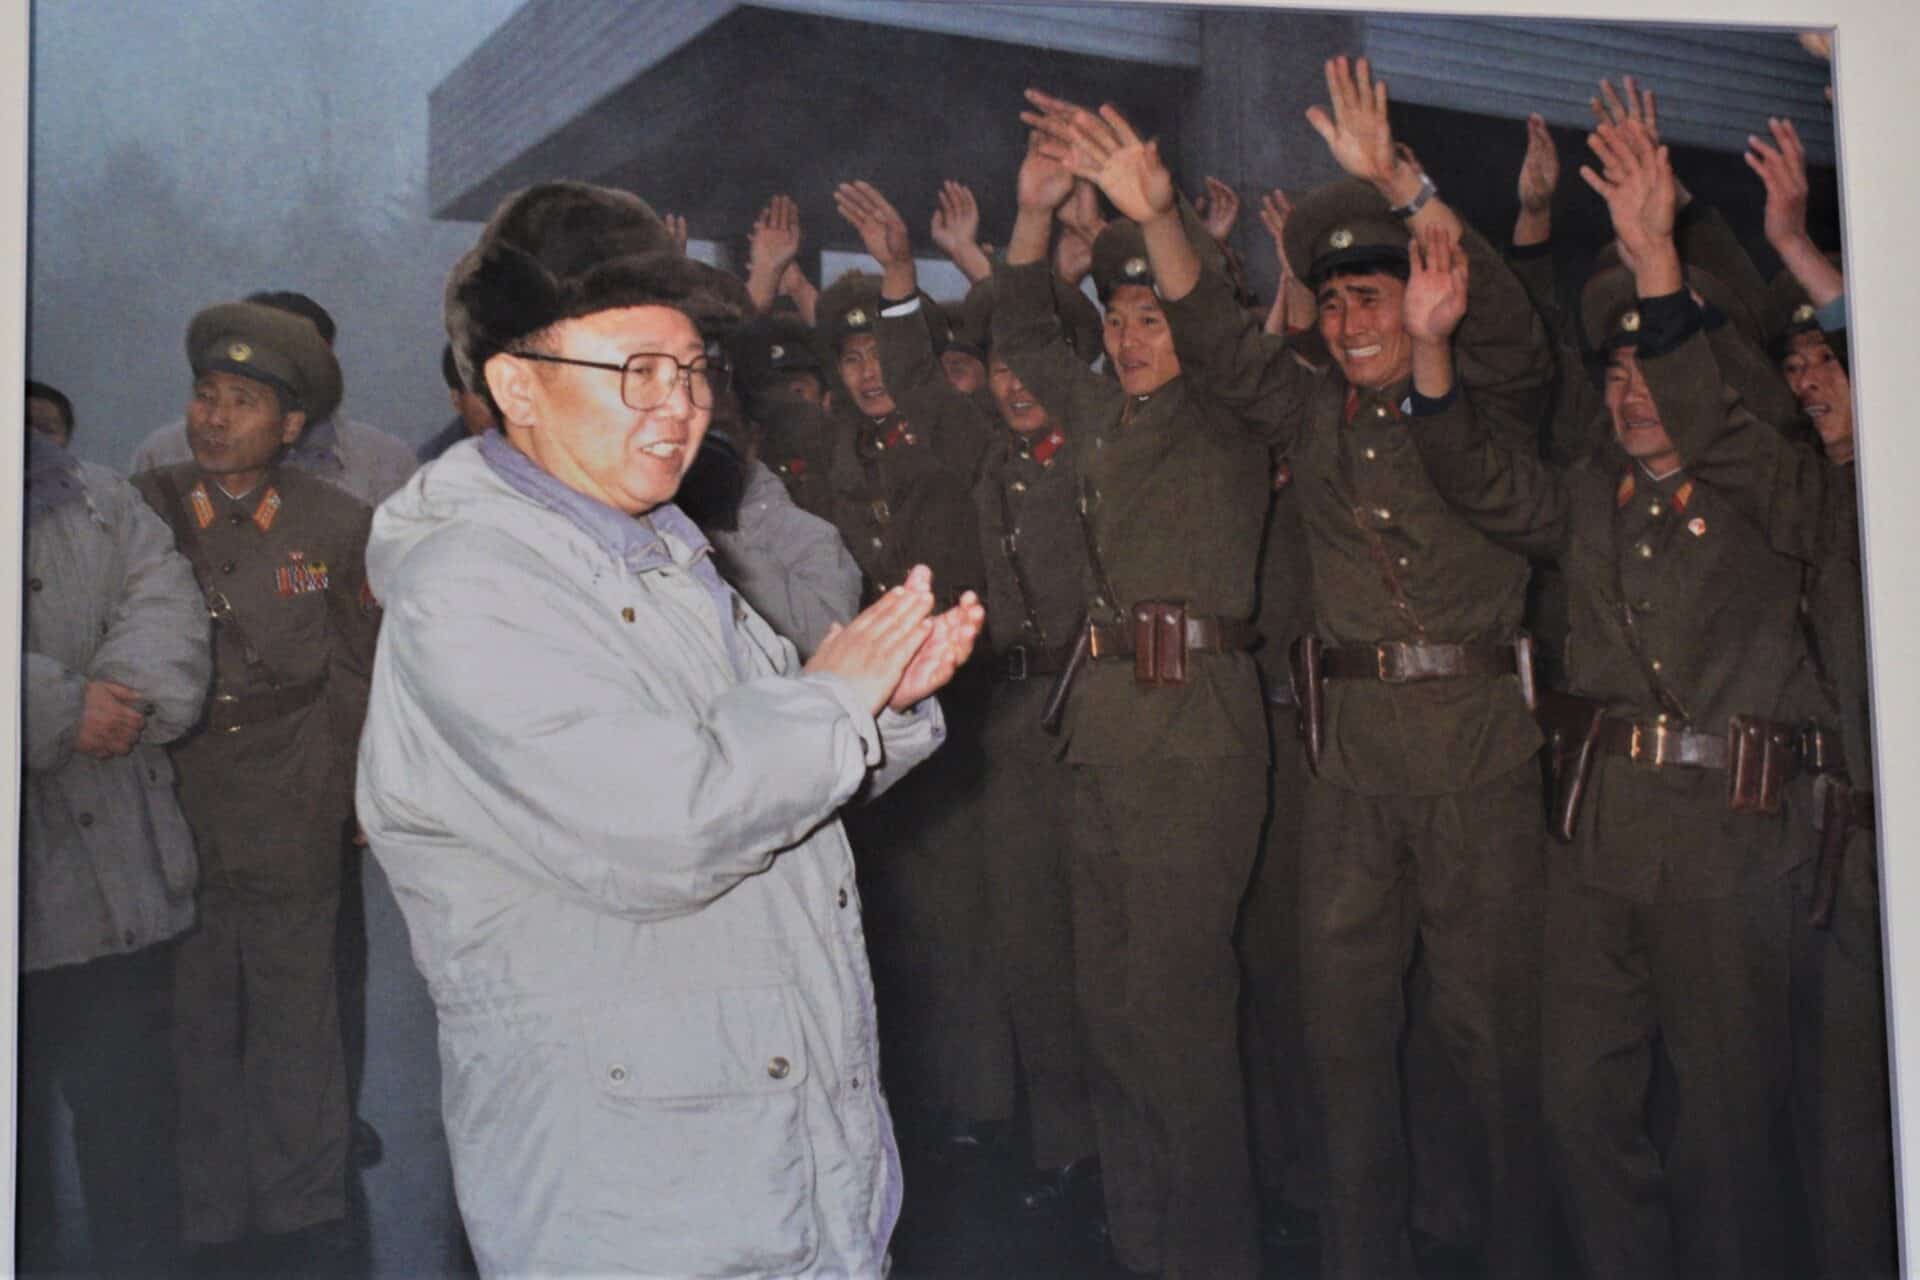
left=229, top=512, right=246, bottom=526
left=608, top=1065, right=628, bottom=1083
left=1397, top=556, right=1410, bottom=568
left=148, top=768, right=158, bottom=781
left=77, top=812, right=94, bottom=827
left=1636, top=543, right=1653, bottom=559
left=221, top=561, right=236, bottom=574
left=851, top=1074, right=862, bottom=1089
left=123, top=930, right=136, bottom=946
left=1650, top=659, right=1663, bottom=673
left=1635, top=598, right=1654, bottom=613
left=1364, top=447, right=1377, bottom=461
left=768, top=1056, right=792, bottom=1080
left=837, top=888, right=849, bottom=909
left=870, top=537, right=884, bottom=550
left=1655, top=713, right=1669, bottom=724
left=1649, top=501, right=1663, bottom=517
left=1092, top=597, right=1107, bottom=611
left=1373, top=405, right=1388, bottom=419
left=1375, top=507, right=1392, bottom=521
left=27, top=577, right=41, bottom=592
left=1011, top=481, right=1027, bottom=493
left=621, top=606, right=636, bottom=623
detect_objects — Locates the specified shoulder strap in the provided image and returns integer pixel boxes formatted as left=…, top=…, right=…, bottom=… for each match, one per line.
left=151, top=470, right=287, bottom=687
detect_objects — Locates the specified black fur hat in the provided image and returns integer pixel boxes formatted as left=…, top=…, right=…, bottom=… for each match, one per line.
left=445, top=181, right=742, bottom=412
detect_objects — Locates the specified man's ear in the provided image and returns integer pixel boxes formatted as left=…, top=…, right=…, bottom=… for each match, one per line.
left=485, top=352, right=539, bottom=428
left=279, top=409, right=308, bottom=446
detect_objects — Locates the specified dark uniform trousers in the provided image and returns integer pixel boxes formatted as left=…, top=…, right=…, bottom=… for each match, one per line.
left=979, top=678, right=1095, bottom=1170
left=1071, top=755, right=1265, bottom=1279
left=1787, top=829, right=1897, bottom=1279
left=1300, top=761, right=1549, bottom=1280
left=173, top=708, right=352, bottom=1243
left=1543, top=864, right=1793, bottom=1280
left=17, top=945, right=181, bottom=1273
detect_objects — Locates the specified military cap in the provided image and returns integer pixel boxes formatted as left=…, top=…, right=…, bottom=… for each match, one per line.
left=816, top=270, right=885, bottom=353
left=730, top=312, right=824, bottom=395
left=1590, top=240, right=1765, bottom=350
left=948, top=278, right=996, bottom=361
left=1089, top=194, right=1224, bottom=305
left=445, top=180, right=737, bottom=404
left=1284, top=178, right=1411, bottom=290
left=1579, top=261, right=1750, bottom=353
left=187, top=300, right=343, bottom=424
left=1763, top=256, right=1842, bottom=354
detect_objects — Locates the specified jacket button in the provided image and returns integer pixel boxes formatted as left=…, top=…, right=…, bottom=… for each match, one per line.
left=1373, top=405, right=1388, bottom=419
left=837, top=888, right=849, bottom=909
left=1650, top=659, right=1663, bottom=673
left=768, top=1056, right=792, bottom=1080
left=1375, top=507, right=1391, bottom=521
left=870, top=537, right=884, bottom=550
left=621, top=607, right=636, bottom=623
left=27, top=577, right=42, bottom=592
left=1636, top=543, right=1654, bottom=559
left=148, top=768, right=158, bottom=781
left=1635, top=599, right=1654, bottom=613
left=851, top=1074, right=862, bottom=1089
left=77, top=812, right=94, bottom=827
left=1011, top=481, right=1027, bottom=493
left=221, top=561, right=236, bottom=574
left=229, top=512, right=246, bottom=526
left=1649, top=501, right=1663, bottom=517
left=608, top=1065, right=628, bottom=1083
left=123, top=930, right=136, bottom=946
left=1364, top=448, right=1377, bottom=460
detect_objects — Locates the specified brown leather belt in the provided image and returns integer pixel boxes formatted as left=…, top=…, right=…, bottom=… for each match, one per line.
left=1595, top=716, right=1729, bottom=769
left=1086, top=616, right=1259, bottom=660
left=207, top=678, right=326, bottom=735
left=1322, top=640, right=1520, bottom=683
left=996, top=642, right=1076, bottom=682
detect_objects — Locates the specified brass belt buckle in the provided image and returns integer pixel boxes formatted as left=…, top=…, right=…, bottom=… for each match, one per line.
left=1629, top=721, right=1672, bottom=767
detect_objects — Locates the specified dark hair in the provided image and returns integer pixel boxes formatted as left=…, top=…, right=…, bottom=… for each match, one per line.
left=441, top=342, right=463, bottom=391
left=245, top=290, right=337, bottom=345
left=1319, top=257, right=1411, bottom=290
left=25, top=379, right=74, bottom=434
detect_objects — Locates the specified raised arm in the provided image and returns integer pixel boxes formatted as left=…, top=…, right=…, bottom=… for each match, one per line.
left=746, top=194, right=804, bottom=316
left=1746, top=117, right=1845, bottom=309
left=929, top=180, right=994, bottom=284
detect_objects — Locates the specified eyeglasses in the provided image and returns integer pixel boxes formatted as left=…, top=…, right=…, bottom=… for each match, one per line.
left=509, top=349, right=730, bottom=411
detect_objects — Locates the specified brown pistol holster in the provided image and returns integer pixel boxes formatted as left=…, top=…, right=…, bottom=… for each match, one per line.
left=1726, top=715, right=1800, bottom=815
left=1289, top=634, right=1326, bottom=775
left=1534, top=691, right=1607, bottom=844
left=1133, top=600, right=1189, bottom=687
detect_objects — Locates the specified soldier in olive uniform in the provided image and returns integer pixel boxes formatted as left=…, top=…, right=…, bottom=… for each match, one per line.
left=133, top=300, right=379, bottom=1261
left=1407, top=118, right=1833, bottom=1278
left=1022, top=62, right=1556, bottom=1280
left=810, top=228, right=1010, bottom=1159
left=994, top=131, right=1272, bottom=1278
left=728, top=311, right=837, bottom=521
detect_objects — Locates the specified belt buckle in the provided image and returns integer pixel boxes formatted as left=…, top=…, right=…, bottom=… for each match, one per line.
left=1374, top=642, right=1406, bottom=683
left=1629, top=721, right=1672, bottom=767
left=1005, top=645, right=1029, bottom=682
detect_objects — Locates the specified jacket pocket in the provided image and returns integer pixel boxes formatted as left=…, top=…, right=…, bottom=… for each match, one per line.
left=566, top=984, right=817, bottom=1275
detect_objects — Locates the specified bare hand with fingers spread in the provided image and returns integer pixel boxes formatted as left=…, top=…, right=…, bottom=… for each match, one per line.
left=1196, top=176, right=1242, bottom=242
left=1580, top=118, right=1681, bottom=296
left=1021, top=90, right=1175, bottom=225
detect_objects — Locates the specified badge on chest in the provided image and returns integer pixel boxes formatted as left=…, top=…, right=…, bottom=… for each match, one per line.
left=274, top=549, right=331, bottom=597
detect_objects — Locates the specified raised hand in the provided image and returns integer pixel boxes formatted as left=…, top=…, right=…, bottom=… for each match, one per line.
left=1745, top=116, right=1810, bottom=250
left=1403, top=225, right=1470, bottom=345
left=663, top=212, right=689, bottom=257
left=1580, top=118, right=1681, bottom=293
left=1257, top=188, right=1296, bottom=277
left=929, top=180, right=981, bottom=258
left=1591, top=75, right=1659, bottom=143
left=1304, top=56, right=1403, bottom=192
left=777, top=260, right=819, bottom=326
left=805, top=566, right=938, bottom=716
left=747, top=195, right=804, bottom=313
left=76, top=678, right=146, bottom=759
left=1058, top=179, right=1107, bottom=242
left=1518, top=113, right=1560, bottom=213
left=1195, top=176, right=1242, bottom=241
left=1054, top=227, right=1094, bottom=287
left=1022, top=89, right=1174, bottom=224
left=835, top=181, right=913, bottom=271
left=890, top=589, right=986, bottom=711
left=1015, top=127, right=1077, bottom=215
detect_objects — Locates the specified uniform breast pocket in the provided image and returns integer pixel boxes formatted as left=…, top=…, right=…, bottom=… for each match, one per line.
left=567, top=984, right=817, bottom=1275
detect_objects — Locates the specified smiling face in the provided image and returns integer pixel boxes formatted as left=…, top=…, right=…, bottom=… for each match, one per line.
left=1604, top=346, right=1680, bottom=475
left=837, top=333, right=896, bottom=418
left=1317, top=269, right=1413, bottom=391
left=988, top=357, right=1052, bottom=436
left=1102, top=284, right=1180, bottom=397
left=1781, top=329, right=1854, bottom=460
left=495, top=305, right=710, bottom=516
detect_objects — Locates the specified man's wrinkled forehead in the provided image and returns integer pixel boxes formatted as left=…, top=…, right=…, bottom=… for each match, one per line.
left=1316, top=272, right=1402, bottom=306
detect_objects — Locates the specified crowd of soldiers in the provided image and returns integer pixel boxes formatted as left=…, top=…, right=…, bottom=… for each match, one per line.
left=18, top=44, right=1887, bottom=1280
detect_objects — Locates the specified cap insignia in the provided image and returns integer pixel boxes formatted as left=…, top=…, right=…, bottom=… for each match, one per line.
left=227, top=341, right=253, bottom=362
left=1620, top=309, right=1642, bottom=334
left=1793, top=303, right=1816, bottom=324
left=769, top=343, right=785, bottom=360
left=1122, top=256, right=1149, bottom=280
left=1329, top=228, right=1354, bottom=251
left=845, top=308, right=870, bottom=329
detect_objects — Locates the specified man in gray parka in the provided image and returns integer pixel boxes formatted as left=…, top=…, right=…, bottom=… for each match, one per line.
left=19, top=407, right=212, bottom=1273
left=357, top=181, right=983, bottom=1277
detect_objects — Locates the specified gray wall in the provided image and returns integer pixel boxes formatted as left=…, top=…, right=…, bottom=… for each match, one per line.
left=27, top=0, right=525, bottom=472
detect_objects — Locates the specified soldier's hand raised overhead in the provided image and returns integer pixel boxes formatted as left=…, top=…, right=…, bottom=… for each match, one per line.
left=1196, top=176, right=1242, bottom=242
left=1022, top=89, right=1174, bottom=223
left=1580, top=118, right=1682, bottom=295
left=1306, top=56, right=1417, bottom=205
left=1403, top=226, right=1470, bottom=346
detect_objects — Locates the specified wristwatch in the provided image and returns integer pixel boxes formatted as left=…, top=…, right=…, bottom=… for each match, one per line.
left=1389, top=171, right=1438, bottom=220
